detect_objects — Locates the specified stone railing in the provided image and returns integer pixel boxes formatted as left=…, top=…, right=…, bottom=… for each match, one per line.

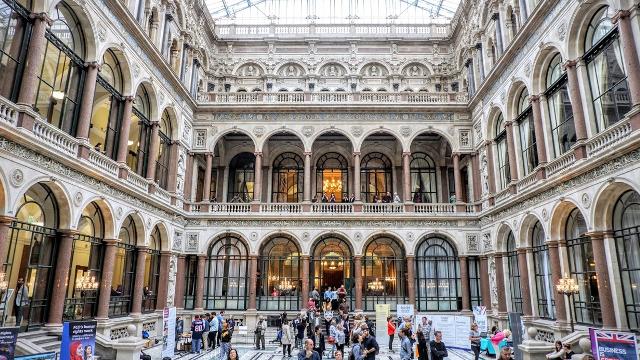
left=494, top=188, right=512, bottom=204
left=32, top=119, right=78, bottom=157
left=87, top=149, right=119, bottom=177
left=517, top=171, right=539, bottom=192
left=125, top=171, right=149, bottom=191
left=0, top=96, right=18, bottom=125
left=587, top=120, right=633, bottom=157
left=414, top=203, right=456, bottom=214
left=362, top=203, right=404, bottom=214
left=465, top=204, right=476, bottom=213
left=208, top=202, right=252, bottom=213
left=311, top=203, right=354, bottom=214
left=260, top=203, right=303, bottom=213
left=155, top=186, right=172, bottom=203
left=216, top=23, right=450, bottom=39
left=205, top=91, right=468, bottom=105
left=545, top=151, right=577, bottom=177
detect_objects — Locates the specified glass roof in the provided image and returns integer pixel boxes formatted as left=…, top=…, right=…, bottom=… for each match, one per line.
left=206, top=0, right=461, bottom=25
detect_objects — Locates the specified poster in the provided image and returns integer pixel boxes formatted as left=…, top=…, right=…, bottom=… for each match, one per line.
left=375, top=304, right=390, bottom=342
left=473, top=306, right=487, bottom=334
left=417, top=314, right=470, bottom=351
left=396, top=304, right=414, bottom=319
left=162, top=307, right=176, bottom=358
left=508, top=312, right=524, bottom=360
left=60, top=320, right=97, bottom=360
left=0, top=327, right=18, bottom=360
left=15, top=353, right=56, bottom=360
left=590, top=328, right=638, bottom=360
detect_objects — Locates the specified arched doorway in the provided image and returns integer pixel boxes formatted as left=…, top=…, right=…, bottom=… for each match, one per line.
left=415, top=236, right=461, bottom=312
left=257, top=236, right=301, bottom=310
left=362, top=236, right=407, bottom=310
left=310, top=236, right=354, bottom=308
left=204, top=234, right=249, bottom=310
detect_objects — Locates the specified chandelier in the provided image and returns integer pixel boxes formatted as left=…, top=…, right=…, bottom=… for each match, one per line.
left=556, top=275, right=579, bottom=294
left=278, top=278, right=295, bottom=292
left=75, top=273, right=99, bottom=292
left=368, top=278, right=384, bottom=291
left=323, top=178, right=342, bottom=193
left=0, top=273, right=8, bottom=291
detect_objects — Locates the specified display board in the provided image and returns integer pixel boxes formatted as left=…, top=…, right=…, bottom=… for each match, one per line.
left=60, top=320, right=97, bottom=360
left=0, top=327, right=18, bottom=360
left=397, top=304, right=415, bottom=319
left=473, top=306, right=487, bottom=334
left=414, top=314, right=470, bottom=351
left=590, top=328, right=638, bottom=360
left=162, top=307, right=177, bottom=359
left=375, top=304, right=390, bottom=343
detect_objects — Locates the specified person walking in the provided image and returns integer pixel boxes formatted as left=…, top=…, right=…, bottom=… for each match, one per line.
left=296, top=315, right=307, bottom=350
left=282, top=320, right=294, bottom=357
left=217, top=312, right=224, bottom=344
left=361, top=325, right=379, bottom=360
left=336, top=322, right=346, bottom=355
left=341, top=313, right=351, bottom=346
left=311, top=287, right=320, bottom=310
left=220, top=322, right=232, bottom=360
left=429, top=331, right=448, bottom=360
left=313, top=326, right=325, bottom=358
left=299, top=339, right=321, bottom=360
left=255, top=316, right=267, bottom=350
left=351, top=333, right=364, bottom=360
left=469, top=323, right=481, bottom=360
left=387, top=316, right=396, bottom=352
left=191, top=315, right=205, bottom=354
left=399, top=329, right=412, bottom=360
left=416, top=331, right=428, bottom=360
left=14, top=277, right=28, bottom=329
left=209, top=312, right=219, bottom=350
left=329, top=319, right=339, bottom=358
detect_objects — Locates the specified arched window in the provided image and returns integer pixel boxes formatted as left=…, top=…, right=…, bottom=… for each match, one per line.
left=584, top=6, right=631, bottom=132
left=0, top=0, right=31, bottom=101
left=531, top=221, right=554, bottom=319
left=155, top=110, right=172, bottom=190
left=65, top=202, right=105, bottom=320
left=565, top=208, right=601, bottom=325
left=613, top=190, right=640, bottom=331
left=545, top=54, right=576, bottom=157
left=127, top=85, right=153, bottom=177
left=505, top=231, right=522, bottom=313
left=205, top=235, right=249, bottom=310
left=310, top=236, right=354, bottom=309
left=361, top=152, right=392, bottom=203
left=516, top=88, right=538, bottom=176
left=410, top=152, right=437, bottom=203
left=90, top=49, right=124, bottom=159
left=271, top=152, right=304, bottom=203
left=110, top=216, right=137, bottom=317
left=34, top=2, right=85, bottom=135
left=257, top=236, right=301, bottom=311
left=494, top=114, right=511, bottom=190
left=227, top=152, right=255, bottom=202
left=183, top=255, right=197, bottom=310
left=143, top=227, right=161, bottom=313
left=416, top=237, right=460, bottom=311
left=7, top=183, right=58, bottom=329
left=362, top=237, right=407, bottom=310
left=316, top=152, right=349, bottom=202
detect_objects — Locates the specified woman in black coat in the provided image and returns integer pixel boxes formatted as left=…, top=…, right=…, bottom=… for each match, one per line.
left=417, top=330, right=428, bottom=360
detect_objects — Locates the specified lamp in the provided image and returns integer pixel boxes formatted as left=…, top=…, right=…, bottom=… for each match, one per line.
left=75, top=273, right=99, bottom=292
left=278, top=278, right=294, bottom=292
left=368, top=278, right=384, bottom=292
left=51, top=90, right=65, bottom=101
left=556, top=274, right=579, bottom=332
left=0, top=273, right=8, bottom=291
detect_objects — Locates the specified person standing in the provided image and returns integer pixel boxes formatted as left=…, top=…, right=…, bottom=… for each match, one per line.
left=341, top=313, right=351, bottom=347
left=209, top=312, right=219, bottom=350
left=351, top=333, right=364, bottom=360
left=399, top=329, right=412, bottom=360
left=175, top=316, right=184, bottom=351
left=313, top=325, right=325, bottom=357
left=191, top=315, right=205, bottom=354
left=217, top=312, right=224, bottom=344
left=255, top=316, right=267, bottom=350
left=336, top=322, right=346, bottom=355
left=361, top=325, right=379, bottom=360
left=282, top=320, right=294, bottom=357
left=298, top=339, right=321, bottom=360
left=429, top=331, right=448, bottom=360
left=469, top=323, right=481, bottom=360
left=14, top=277, right=28, bottom=328
left=387, top=316, right=396, bottom=352
left=202, top=313, right=210, bottom=350
left=416, top=330, right=428, bottom=360
left=311, top=288, right=320, bottom=310
left=220, top=322, right=232, bottom=360
left=296, top=315, right=307, bottom=350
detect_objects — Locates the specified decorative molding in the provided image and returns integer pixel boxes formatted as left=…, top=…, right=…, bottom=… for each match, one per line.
left=482, top=232, right=492, bottom=252
left=212, top=112, right=456, bottom=123
left=466, top=234, right=480, bottom=253
left=302, top=126, right=315, bottom=137
left=581, top=193, right=591, bottom=209
left=350, top=126, right=363, bottom=137
left=194, top=129, right=207, bottom=148
left=10, top=168, right=23, bottom=187
left=197, top=219, right=471, bottom=228
left=173, top=231, right=183, bottom=251
left=186, top=233, right=199, bottom=252
left=73, top=192, right=83, bottom=207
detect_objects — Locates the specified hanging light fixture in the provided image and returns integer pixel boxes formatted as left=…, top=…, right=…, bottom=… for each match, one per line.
left=75, top=273, right=99, bottom=292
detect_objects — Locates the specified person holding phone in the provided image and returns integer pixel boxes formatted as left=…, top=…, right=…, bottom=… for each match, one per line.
left=360, top=325, right=379, bottom=360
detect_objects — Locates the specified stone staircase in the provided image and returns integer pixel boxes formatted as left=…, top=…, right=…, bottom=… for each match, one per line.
left=16, top=330, right=61, bottom=356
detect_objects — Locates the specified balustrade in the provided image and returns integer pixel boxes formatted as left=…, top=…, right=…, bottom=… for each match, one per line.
left=517, top=172, right=539, bottom=192
left=362, top=203, right=404, bottom=214
left=217, top=24, right=450, bottom=39
left=260, top=203, right=303, bottom=213
left=32, top=119, right=79, bottom=157
left=87, top=149, right=119, bottom=177
left=413, top=203, right=456, bottom=214
left=0, top=96, right=17, bottom=125
left=311, top=203, right=353, bottom=214
left=206, top=91, right=467, bottom=105
left=587, top=120, right=633, bottom=157
left=545, top=152, right=577, bottom=177
left=126, top=171, right=150, bottom=191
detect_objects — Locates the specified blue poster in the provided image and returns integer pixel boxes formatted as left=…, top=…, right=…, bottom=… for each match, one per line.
left=590, top=328, right=639, bottom=360
left=15, top=353, right=56, bottom=360
left=0, top=327, right=19, bottom=360
left=60, top=321, right=97, bottom=360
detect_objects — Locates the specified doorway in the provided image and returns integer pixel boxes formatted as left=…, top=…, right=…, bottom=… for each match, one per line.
left=310, top=236, right=354, bottom=304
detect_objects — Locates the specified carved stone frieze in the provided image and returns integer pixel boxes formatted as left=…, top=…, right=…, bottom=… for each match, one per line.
left=199, top=219, right=471, bottom=228
left=211, top=112, right=455, bottom=123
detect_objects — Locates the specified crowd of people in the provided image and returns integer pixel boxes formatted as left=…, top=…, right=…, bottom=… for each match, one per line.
left=184, top=311, right=237, bottom=356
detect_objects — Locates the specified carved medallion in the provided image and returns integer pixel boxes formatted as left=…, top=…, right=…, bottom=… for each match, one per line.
left=302, top=126, right=315, bottom=137
left=581, top=193, right=591, bottom=209
left=253, top=126, right=265, bottom=137
left=350, top=126, right=363, bottom=137
left=9, top=169, right=23, bottom=187
left=400, top=126, right=411, bottom=138
left=73, top=192, right=83, bottom=207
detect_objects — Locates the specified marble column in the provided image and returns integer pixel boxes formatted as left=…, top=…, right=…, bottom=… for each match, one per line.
left=304, top=152, right=312, bottom=202
left=75, top=62, right=101, bottom=159
left=17, top=13, right=51, bottom=119
left=195, top=255, right=206, bottom=311
left=116, top=97, right=135, bottom=177
left=354, top=256, right=363, bottom=311
left=614, top=10, right=640, bottom=107
left=460, top=256, right=471, bottom=312
left=589, top=231, right=617, bottom=328
left=505, top=121, right=519, bottom=184
left=453, top=153, right=463, bottom=203
left=480, top=256, right=491, bottom=310
left=547, top=241, right=567, bottom=323
left=563, top=60, right=588, bottom=142
left=248, top=255, right=258, bottom=310
left=406, top=256, right=416, bottom=305
left=202, top=153, right=213, bottom=202
left=174, top=255, right=186, bottom=309
left=253, top=152, right=263, bottom=202
left=301, top=255, right=310, bottom=307
left=494, top=252, right=508, bottom=314
left=0, top=216, right=15, bottom=270
left=402, top=152, right=411, bottom=202
left=517, top=248, right=533, bottom=317
left=47, top=229, right=76, bottom=326
left=156, top=251, right=171, bottom=310
left=353, top=153, right=361, bottom=202
left=96, top=239, right=118, bottom=320
left=471, top=153, right=481, bottom=203
left=530, top=95, right=548, bottom=168
left=130, top=247, right=148, bottom=315
left=145, top=122, right=161, bottom=181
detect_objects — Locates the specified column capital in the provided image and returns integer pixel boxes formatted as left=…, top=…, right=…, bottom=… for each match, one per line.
left=458, top=255, right=468, bottom=260
left=612, top=9, right=631, bottom=24
left=494, top=251, right=505, bottom=258
left=402, top=151, right=412, bottom=157
left=562, top=59, right=580, bottom=69
left=516, top=247, right=532, bottom=254
left=452, top=152, right=462, bottom=158
left=483, top=139, right=494, bottom=146
left=504, top=120, right=514, bottom=127
left=254, top=151, right=263, bottom=157
left=529, top=94, right=541, bottom=103
left=585, top=231, right=608, bottom=241
left=137, top=245, right=149, bottom=251
left=160, top=251, right=174, bottom=256
left=84, top=61, right=101, bottom=71
left=197, top=254, right=208, bottom=260
left=103, top=238, right=119, bottom=245
left=352, top=152, right=361, bottom=157
left=57, top=229, right=78, bottom=237
left=124, top=95, right=135, bottom=102
left=406, top=254, right=415, bottom=259
left=29, top=12, right=53, bottom=26
left=178, top=254, right=186, bottom=259
left=304, top=151, right=312, bottom=157
left=547, top=240, right=559, bottom=248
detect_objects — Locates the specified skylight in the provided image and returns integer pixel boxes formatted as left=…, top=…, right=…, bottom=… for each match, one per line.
left=206, top=0, right=461, bottom=25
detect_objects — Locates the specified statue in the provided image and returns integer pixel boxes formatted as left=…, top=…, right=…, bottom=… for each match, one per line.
left=370, top=65, right=379, bottom=77
left=328, top=65, right=337, bottom=76
left=246, top=65, right=255, bottom=76
left=410, top=65, right=420, bottom=77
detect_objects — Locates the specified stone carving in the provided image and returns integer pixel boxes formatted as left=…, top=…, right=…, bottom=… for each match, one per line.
left=253, top=126, right=265, bottom=137
left=320, top=63, right=346, bottom=77
left=302, top=232, right=310, bottom=242
left=557, top=22, right=567, bottom=41
left=302, top=126, right=315, bottom=137
left=73, top=191, right=83, bottom=206
left=110, top=327, right=130, bottom=340
left=407, top=232, right=415, bottom=242
left=173, top=231, right=183, bottom=250
left=361, top=63, right=388, bottom=77
left=350, top=126, right=363, bottom=137
left=459, top=130, right=471, bottom=148
left=238, top=63, right=262, bottom=77
left=159, top=92, right=165, bottom=106
left=207, top=219, right=464, bottom=228
left=489, top=256, right=499, bottom=309
left=541, top=208, right=548, bottom=221
left=176, top=147, right=186, bottom=193
left=524, top=62, right=532, bottom=78
left=182, top=123, right=192, bottom=142
left=278, top=63, right=304, bottom=77
left=400, top=126, right=411, bottom=138
left=116, top=207, right=123, bottom=220
left=401, top=63, right=428, bottom=77
left=146, top=217, right=152, bottom=230
left=480, top=149, right=489, bottom=197
left=96, top=24, right=106, bottom=42
left=466, top=234, right=480, bottom=253
left=195, top=129, right=206, bottom=148
left=581, top=193, right=591, bottom=209
left=482, top=233, right=492, bottom=252
left=354, top=232, right=362, bottom=242
left=167, top=255, right=176, bottom=307
left=250, top=232, right=258, bottom=241
left=213, top=112, right=455, bottom=123
left=10, top=168, right=23, bottom=187
left=132, top=64, right=140, bottom=79
left=186, top=233, right=199, bottom=252
left=474, top=122, right=482, bottom=145
left=447, top=126, right=455, bottom=135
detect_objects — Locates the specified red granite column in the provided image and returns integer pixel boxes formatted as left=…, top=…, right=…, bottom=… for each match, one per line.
left=130, top=247, right=148, bottom=315
left=517, top=248, right=533, bottom=317
left=194, top=255, right=206, bottom=311
left=353, top=153, right=361, bottom=202
left=156, top=251, right=171, bottom=310
left=76, top=62, right=101, bottom=159
left=479, top=256, right=491, bottom=310
left=301, top=256, right=310, bottom=307
left=505, top=121, right=519, bottom=186
left=406, top=255, right=416, bottom=306
left=494, top=252, right=508, bottom=314
left=589, top=231, right=617, bottom=328
left=253, top=152, right=263, bottom=203
left=202, top=153, right=213, bottom=202
left=563, top=60, right=588, bottom=142
left=0, top=216, right=15, bottom=270
left=47, top=230, right=76, bottom=326
left=248, top=255, right=258, bottom=310
left=547, top=241, right=567, bottom=323
left=116, top=97, right=134, bottom=178
left=96, top=239, right=117, bottom=319
left=174, top=255, right=186, bottom=309
left=145, top=122, right=161, bottom=181
left=460, top=256, right=471, bottom=312
left=471, top=153, right=481, bottom=203
left=304, top=152, right=312, bottom=202
left=402, top=152, right=411, bottom=202
left=530, top=95, right=548, bottom=175
left=613, top=10, right=640, bottom=107
left=354, top=256, right=363, bottom=311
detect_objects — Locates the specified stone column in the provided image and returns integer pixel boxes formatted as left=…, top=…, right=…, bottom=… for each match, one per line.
left=354, top=255, right=363, bottom=311
left=195, top=255, right=206, bottom=311
left=614, top=10, right=640, bottom=107
left=166, top=143, right=179, bottom=194
left=75, top=62, right=101, bottom=159
left=547, top=241, right=567, bottom=323
left=248, top=255, right=258, bottom=310
left=459, top=256, right=471, bottom=312
left=130, top=247, right=148, bottom=315
left=202, top=153, right=213, bottom=202
left=588, top=232, right=617, bottom=328
left=480, top=256, right=491, bottom=310
left=505, top=121, right=519, bottom=185
left=47, top=230, right=76, bottom=326
left=116, top=97, right=135, bottom=177
left=0, top=216, right=15, bottom=270
left=402, top=152, right=411, bottom=202
left=145, top=122, right=161, bottom=181
left=485, top=141, right=497, bottom=196
left=253, top=152, right=263, bottom=202
left=96, top=239, right=118, bottom=320
left=353, top=152, right=361, bottom=202
left=494, top=252, right=508, bottom=314
left=530, top=95, right=548, bottom=168
left=183, top=153, right=194, bottom=205
left=406, top=256, right=416, bottom=305
left=453, top=153, right=463, bottom=203
left=304, top=152, right=312, bottom=202
left=301, top=255, right=310, bottom=307
left=471, top=153, right=481, bottom=203
left=563, top=60, right=588, bottom=142
left=155, top=251, right=171, bottom=310
left=174, top=255, right=186, bottom=309
left=517, top=248, right=533, bottom=317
